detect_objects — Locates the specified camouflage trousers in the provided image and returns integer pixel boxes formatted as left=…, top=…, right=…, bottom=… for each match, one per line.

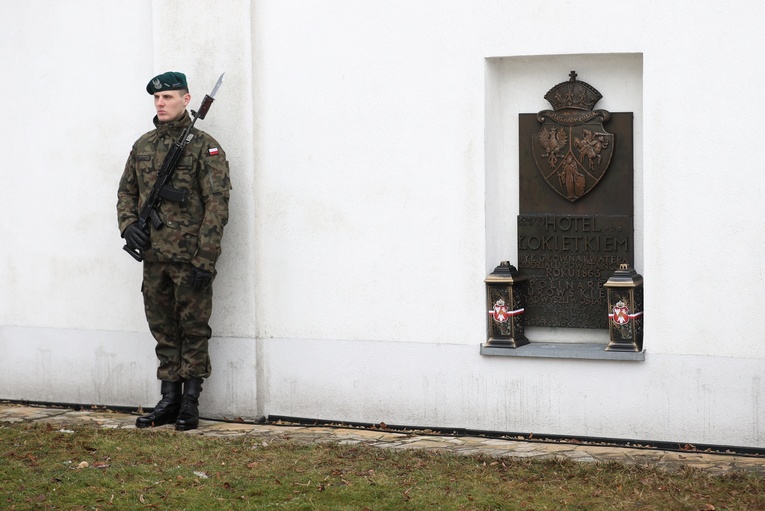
left=142, top=261, right=213, bottom=382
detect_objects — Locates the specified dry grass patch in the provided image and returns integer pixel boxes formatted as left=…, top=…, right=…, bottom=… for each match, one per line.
left=1, top=423, right=763, bottom=510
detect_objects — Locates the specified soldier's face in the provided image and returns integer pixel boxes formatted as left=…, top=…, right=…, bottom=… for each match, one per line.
left=154, top=90, right=190, bottom=123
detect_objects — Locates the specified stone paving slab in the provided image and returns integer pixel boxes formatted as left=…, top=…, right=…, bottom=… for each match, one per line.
left=1, top=403, right=764, bottom=476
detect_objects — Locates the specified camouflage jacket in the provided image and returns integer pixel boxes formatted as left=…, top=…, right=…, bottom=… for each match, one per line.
left=117, top=111, right=231, bottom=272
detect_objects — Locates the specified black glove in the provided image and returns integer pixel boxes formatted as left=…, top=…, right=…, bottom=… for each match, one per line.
left=190, top=266, right=213, bottom=291
left=123, top=222, right=149, bottom=250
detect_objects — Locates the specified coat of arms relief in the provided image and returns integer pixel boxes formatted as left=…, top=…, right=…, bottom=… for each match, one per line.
left=532, top=71, right=614, bottom=202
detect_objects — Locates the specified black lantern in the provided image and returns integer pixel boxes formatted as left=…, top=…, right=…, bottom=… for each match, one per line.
left=604, top=264, right=644, bottom=352
left=484, top=261, right=529, bottom=348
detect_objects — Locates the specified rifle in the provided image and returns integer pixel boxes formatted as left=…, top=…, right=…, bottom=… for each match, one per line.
left=124, top=72, right=225, bottom=262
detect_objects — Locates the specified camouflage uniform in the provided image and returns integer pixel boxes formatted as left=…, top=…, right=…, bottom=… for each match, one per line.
left=117, top=110, right=231, bottom=382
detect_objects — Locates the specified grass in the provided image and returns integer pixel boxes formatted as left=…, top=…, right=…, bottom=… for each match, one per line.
left=1, top=422, right=764, bottom=510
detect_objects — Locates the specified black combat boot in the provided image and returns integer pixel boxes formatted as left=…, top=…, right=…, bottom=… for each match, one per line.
left=175, top=377, right=203, bottom=431
left=135, top=380, right=183, bottom=428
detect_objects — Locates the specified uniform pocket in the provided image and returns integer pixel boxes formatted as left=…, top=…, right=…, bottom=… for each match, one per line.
left=150, top=225, right=199, bottom=262
left=177, top=230, right=199, bottom=259
left=136, top=153, right=156, bottom=193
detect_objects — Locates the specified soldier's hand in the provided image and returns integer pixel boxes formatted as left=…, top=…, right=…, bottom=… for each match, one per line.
left=190, top=266, right=213, bottom=291
left=123, top=222, right=149, bottom=250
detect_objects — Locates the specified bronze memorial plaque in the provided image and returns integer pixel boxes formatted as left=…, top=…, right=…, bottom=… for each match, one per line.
left=517, top=72, right=634, bottom=329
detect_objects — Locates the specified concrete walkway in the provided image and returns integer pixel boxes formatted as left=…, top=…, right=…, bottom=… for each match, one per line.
left=2, top=402, right=763, bottom=477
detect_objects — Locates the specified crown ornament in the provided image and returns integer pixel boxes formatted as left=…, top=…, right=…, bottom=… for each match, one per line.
left=544, top=70, right=602, bottom=111
left=538, top=71, right=610, bottom=125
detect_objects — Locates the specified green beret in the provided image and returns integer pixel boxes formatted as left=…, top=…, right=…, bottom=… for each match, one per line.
left=146, top=71, right=188, bottom=94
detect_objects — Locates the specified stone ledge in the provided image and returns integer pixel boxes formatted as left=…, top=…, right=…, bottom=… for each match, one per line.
left=480, top=342, right=645, bottom=361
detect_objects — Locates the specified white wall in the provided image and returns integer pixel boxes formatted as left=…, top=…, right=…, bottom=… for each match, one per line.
left=253, top=1, right=487, bottom=343
left=1, top=1, right=153, bottom=332
left=2, top=1, right=765, bottom=447
left=263, top=339, right=764, bottom=446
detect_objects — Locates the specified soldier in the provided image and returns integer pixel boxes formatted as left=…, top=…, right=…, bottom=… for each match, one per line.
left=117, top=71, right=231, bottom=431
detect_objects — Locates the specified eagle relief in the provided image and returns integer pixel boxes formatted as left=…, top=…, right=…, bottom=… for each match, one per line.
left=533, top=71, right=614, bottom=202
